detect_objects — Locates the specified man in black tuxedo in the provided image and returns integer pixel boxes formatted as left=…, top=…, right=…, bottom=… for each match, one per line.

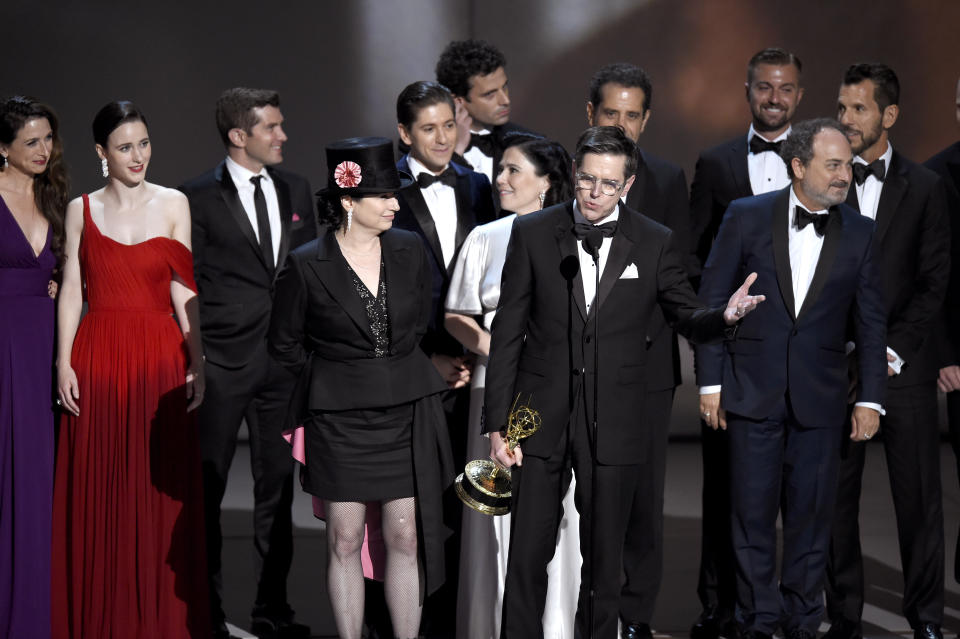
left=484, top=125, right=763, bottom=639
left=687, top=48, right=804, bottom=639
left=925, top=75, right=960, bottom=585
left=825, top=63, right=951, bottom=639
left=435, top=39, right=537, bottom=197
left=179, top=88, right=317, bottom=639
left=392, top=80, right=495, bottom=638
left=583, top=61, right=692, bottom=639
left=698, top=118, right=887, bottom=639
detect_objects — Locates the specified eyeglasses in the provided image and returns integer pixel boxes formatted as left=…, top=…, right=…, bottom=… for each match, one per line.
left=575, top=172, right=624, bottom=197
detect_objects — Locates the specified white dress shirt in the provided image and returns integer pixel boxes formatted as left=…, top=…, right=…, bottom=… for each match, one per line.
left=747, top=124, right=791, bottom=195
left=407, top=155, right=458, bottom=270
left=462, top=127, right=495, bottom=185
left=852, top=141, right=893, bottom=222
left=225, top=156, right=281, bottom=262
left=851, top=142, right=903, bottom=374
left=572, top=201, right=620, bottom=314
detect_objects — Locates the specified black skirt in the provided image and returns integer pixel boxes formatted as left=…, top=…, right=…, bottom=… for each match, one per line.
left=303, top=402, right=415, bottom=502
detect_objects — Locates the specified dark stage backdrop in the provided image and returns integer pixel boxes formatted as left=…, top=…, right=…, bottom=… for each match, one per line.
left=4, top=0, right=958, bottom=196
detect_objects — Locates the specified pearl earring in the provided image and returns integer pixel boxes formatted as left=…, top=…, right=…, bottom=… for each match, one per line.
left=101, top=157, right=109, bottom=178
left=538, top=190, right=547, bottom=209
left=346, top=209, right=353, bottom=232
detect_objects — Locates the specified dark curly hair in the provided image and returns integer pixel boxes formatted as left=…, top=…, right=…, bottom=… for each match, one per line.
left=435, top=39, right=506, bottom=98
left=504, top=137, right=574, bottom=207
left=0, top=96, right=69, bottom=265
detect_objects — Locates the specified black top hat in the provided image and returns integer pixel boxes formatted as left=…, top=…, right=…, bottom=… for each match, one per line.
left=323, top=137, right=413, bottom=196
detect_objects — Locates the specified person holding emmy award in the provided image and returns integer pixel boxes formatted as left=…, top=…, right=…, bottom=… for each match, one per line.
left=268, top=137, right=454, bottom=639
left=483, top=126, right=764, bottom=638
left=444, top=135, right=580, bottom=638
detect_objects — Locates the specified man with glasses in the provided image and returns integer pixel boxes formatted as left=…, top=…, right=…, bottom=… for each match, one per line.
left=483, top=126, right=764, bottom=638
left=584, top=62, right=694, bottom=639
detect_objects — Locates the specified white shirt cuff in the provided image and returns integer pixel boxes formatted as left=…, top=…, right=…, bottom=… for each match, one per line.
left=699, top=385, right=722, bottom=395
left=854, top=401, right=885, bottom=416
left=886, top=346, right=905, bottom=375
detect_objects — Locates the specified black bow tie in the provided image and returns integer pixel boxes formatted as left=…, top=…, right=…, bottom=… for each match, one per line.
left=852, top=159, right=886, bottom=185
left=794, top=205, right=831, bottom=236
left=749, top=136, right=783, bottom=155
left=417, top=168, right=457, bottom=189
left=572, top=220, right=618, bottom=240
left=466, top=133, right=496, bottom=157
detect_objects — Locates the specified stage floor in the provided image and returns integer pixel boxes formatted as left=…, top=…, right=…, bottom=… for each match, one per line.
left=218, top=434, right=960, bottom=638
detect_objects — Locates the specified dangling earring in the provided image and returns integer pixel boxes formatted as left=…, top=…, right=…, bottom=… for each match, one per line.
left=345, top=208, right=353, bottom=232
left=100, top=157, right=109, bottom=178
left=0, top=155, right=7, bottom=169
left=538, top=190, right=547, bottom=209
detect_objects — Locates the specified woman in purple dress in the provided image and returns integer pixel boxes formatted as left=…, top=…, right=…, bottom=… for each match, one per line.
left=0, top=95, right=68, bottom=639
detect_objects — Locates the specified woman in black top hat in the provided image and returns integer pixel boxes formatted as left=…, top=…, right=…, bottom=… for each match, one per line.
left=268, top=137, right=453, bottom=639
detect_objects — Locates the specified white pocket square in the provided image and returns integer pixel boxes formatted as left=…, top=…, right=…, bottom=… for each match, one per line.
left=619, top=263, right=639, bottom=279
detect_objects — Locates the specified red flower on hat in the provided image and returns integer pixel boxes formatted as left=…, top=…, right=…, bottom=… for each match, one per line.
left=334, top=161, right=362, bottom=188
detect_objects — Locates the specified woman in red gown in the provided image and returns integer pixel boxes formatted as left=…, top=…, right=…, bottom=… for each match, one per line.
left=52, top=101, right=210, bottom=638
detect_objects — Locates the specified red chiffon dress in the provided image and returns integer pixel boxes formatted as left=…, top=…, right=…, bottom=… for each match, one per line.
left=52, top=194, right=210, bottom=638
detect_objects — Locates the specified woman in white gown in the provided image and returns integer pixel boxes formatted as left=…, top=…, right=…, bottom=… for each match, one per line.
left=446, top=137, right=580, bottom=639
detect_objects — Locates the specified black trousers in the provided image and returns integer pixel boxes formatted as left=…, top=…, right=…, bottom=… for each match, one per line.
left=695, top=420, right=737, bottom=620
left=728, top=397, right=842, bottom=635
left=198, top=347, right=296, bottom=626
left=946, top=390, right=960, bottom=584
left=501, top=397, right=640, bottom=639
left=619, top=388, right=675, bottom=626
left=826, top=383, right=944, bottom=629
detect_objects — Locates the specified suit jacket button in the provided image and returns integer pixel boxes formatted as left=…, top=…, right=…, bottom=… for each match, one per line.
left=791, top=328, right=798, bottom=336
left=585, top=335, right=592, bottom=343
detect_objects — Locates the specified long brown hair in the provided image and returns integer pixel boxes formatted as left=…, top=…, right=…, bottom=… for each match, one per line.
left=0, top=96, right=69, bottom=264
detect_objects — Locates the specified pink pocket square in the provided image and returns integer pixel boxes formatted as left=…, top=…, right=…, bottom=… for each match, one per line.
left=292, top=213, right=301, bottom=222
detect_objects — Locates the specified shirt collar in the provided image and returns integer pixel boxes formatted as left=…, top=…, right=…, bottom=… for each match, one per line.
left=789, top=185, right=827, bottom=215
left=225, top=155, right=269, bottom=187
left=854, top=141, right=893, bottom=167
left=573, top=200, right=621, bottom=225
left=747, top=123, right=791, bottom=144
left=406, top=154, right=449, bottom=179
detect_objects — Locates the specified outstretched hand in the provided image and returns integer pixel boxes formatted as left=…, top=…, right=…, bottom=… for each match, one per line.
left=723, top=272, right=765, bottom=325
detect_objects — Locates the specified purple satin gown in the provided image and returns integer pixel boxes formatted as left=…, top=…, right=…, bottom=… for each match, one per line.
left=0, top=196, right=55, bottom=639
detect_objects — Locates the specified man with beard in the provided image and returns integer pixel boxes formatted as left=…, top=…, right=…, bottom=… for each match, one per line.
left=584, top=62, right=692, bottom=639
left=688, top=47, right=804, bottom=639
left=697, top=118, right=886, bottom=639
left=825, top=63, right=950, bottom=639
left=924, top=75, right=960, bottom=586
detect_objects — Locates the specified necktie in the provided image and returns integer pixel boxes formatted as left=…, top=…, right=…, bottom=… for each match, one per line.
left=416, top=168, right=458, bottom=189
left=749, top=136, right=783, bottom=155
left=794, top=205, right=830, bottom=236
left=250, top=176, right=274, bottom=271
left=852, top=158, right=886, bottom=185
left=572, top=220, right=618, bottom=240
left=467, top=133, right=496, bottom=157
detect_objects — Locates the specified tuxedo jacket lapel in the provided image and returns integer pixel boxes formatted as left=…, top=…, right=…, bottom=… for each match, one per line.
left=381, top=229, right=415, bottom=338
left=307, top=233, right=374, bottom=344
left=796, top=208, right=842, bottom=321
left=845, top=184, right=861, bottom=213
left=728, top=138, right=753, bottom=196
left=555, top=205, right=587, bottom=323
left=453, top=171, right=473, bottom=255
left=873, top=152, right=908, bottom=246
left=594, top=226, right=633, bottom=316
left=216, top=163, right=268, bottom=270
left=271, top=168, right=294, bottom=270
left=771, top=188, right=797, bottom=320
